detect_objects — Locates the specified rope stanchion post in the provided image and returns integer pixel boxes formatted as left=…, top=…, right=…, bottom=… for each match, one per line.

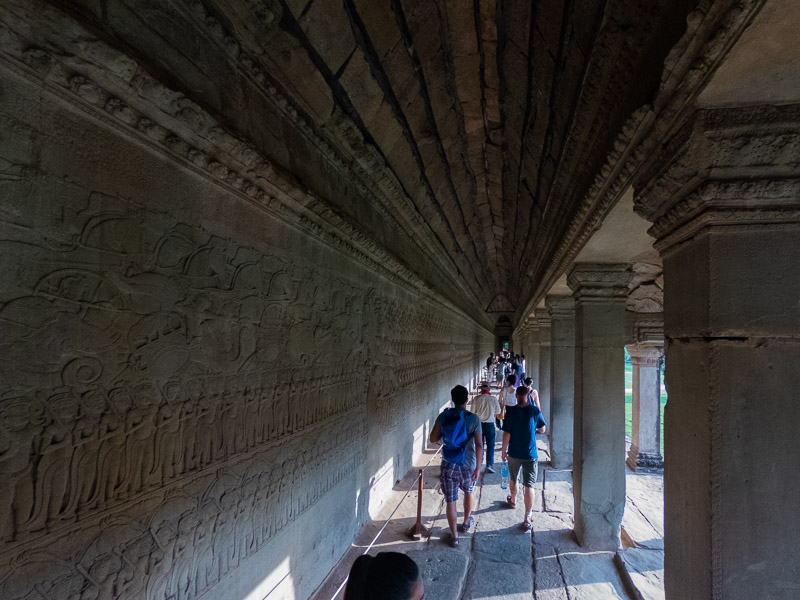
left=326, top=441, right=443, bottom=600
left=407, top=469, right=430, bottom=539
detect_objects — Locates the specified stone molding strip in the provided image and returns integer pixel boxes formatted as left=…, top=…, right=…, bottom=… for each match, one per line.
left=567, top=263, right=632, bottom=302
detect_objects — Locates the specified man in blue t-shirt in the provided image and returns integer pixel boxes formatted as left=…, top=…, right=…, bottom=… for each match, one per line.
left=501, top=386, right=546, bottom=531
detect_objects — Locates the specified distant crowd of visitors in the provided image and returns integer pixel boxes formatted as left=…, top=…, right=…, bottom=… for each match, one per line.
left=344, top=349, right=545, bottom=599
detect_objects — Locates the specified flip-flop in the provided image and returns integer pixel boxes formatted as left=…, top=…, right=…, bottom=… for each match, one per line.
left=504, top=495, right=516, bottom=509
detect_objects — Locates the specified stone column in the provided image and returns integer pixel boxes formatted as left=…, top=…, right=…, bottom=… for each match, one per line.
left=535, top=312, right=552, bottom=427
left=634, top=105, right=800, bottom=600
left=625, top=343, right=663, bottom=471
left=526, top=322, right=541, bottom=390
left=568, top=263, right=631, bottom=549
left=546, top=295, right=575, bottom=469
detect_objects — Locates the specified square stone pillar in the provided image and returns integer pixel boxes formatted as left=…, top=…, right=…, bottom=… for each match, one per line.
left=535, top=312, right=552, bottom=427
left=568, top=263, right=631, bottom=549
left=526, top=323, right=541, bottom=390
left=634, top=105, right=800, bottom=599
left=626, top=343, right=663, bottom=470
left=546, top=295, right=575, bottom=469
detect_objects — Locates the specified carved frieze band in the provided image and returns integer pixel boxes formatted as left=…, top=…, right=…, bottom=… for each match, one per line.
left=634, top=103, right=800, bottom=252
left=545, top=295, right=576, bottom=319
left=567, top=264, right=632, bottom=301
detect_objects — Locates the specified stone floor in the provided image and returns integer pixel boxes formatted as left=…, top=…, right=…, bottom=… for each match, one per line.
left=310, top=396, right=664, bottom=600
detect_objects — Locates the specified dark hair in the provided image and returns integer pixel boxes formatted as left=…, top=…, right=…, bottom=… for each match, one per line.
left=524, top=377, right=533, bottom=386
left=516, top=385, right=529, bottom=397
left=344, top=552, right=420, bottom=600
left=451, top=384, right=468, bottom=406
left=506, top=374, right=516, bottom=384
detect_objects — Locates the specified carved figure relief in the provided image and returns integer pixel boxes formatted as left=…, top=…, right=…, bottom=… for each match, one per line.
left=0, top=152, right=491, bottom=599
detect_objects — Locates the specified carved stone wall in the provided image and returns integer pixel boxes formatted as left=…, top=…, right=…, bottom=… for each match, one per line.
left=0, top=50, right=491, bottom=600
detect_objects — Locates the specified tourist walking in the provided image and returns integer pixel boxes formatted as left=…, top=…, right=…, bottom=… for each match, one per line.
left=471, top=382, right=501, bottom=473
left=523, top=377, right=542, bottom=410
left=501, top=386, right=546, bottom=531
left=429, top=385, right=483, bottom=547
left=497, top=374, right=517, bottom=428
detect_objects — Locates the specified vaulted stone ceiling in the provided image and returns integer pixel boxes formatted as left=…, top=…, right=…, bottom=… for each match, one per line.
left=257, top=0, right=696, bottom=323
left=56, top=0, right=698, bottom=327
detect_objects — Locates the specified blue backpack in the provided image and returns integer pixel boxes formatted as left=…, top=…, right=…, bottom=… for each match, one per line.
left=441, top=408, right=470, bottom=465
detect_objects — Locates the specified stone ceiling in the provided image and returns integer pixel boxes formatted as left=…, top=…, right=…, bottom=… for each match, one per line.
left=253, top=0, right=696, bottom=324
left=33, top=0, right=714, bottom=327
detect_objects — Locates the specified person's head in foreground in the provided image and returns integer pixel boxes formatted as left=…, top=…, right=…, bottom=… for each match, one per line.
left=344, top=552, right=424, bottom=600
left=479, top=382, right=490, bottom=393
left=451, top=384, right=468, bottom=406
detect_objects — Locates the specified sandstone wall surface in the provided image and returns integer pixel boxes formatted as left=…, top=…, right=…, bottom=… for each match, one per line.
left=0, top=23, right=492, bottom=600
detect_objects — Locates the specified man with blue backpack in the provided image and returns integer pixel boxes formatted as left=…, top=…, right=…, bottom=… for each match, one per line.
left=429, top=385, right=483, bottom=547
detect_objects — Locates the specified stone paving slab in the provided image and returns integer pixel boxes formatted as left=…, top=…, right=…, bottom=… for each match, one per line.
left=543, top=469, right=574, bottom=514
left=618, top=548, right=665, bottom=600
left=462, top=558, right=533, bottom=600
left=619, top=469, right=665, bottom=599
left=533, top=548, right=570, bottom=600
left=623, top=470, right=664, bottom=548
left=473, top=510, right=532, bottom=565
left=406, top=549, right=468, bottom=600
left=558, top=550, right=630, bottom=599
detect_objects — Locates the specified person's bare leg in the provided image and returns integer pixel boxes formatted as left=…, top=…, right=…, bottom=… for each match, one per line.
left=445, top=501, right=459, bottom=538
left=523, top=485, right=534, bottom=521
left=462, top=492, right=473, bottom=526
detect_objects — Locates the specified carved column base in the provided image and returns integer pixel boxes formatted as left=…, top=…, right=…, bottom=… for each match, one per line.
left=626, top=447, right=663, bottom=471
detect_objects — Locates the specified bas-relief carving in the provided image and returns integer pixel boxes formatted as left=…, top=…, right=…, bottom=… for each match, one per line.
left=0, top=158, right=491, bottom=599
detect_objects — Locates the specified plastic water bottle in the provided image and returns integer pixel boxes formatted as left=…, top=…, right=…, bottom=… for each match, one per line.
left=500, top=462, right=509, bottom=489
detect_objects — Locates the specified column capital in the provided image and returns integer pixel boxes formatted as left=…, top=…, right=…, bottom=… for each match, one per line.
left=535, top=310, right=552, bottom=327
left=545, top=294, right=575, bottom=319
left=634, top=103, right=800, bottom=254
left=567, top=263, right=631, bottom=302
left=626, top=342, right=664, bottom=367
left=535, top=312, right=552, bottom=343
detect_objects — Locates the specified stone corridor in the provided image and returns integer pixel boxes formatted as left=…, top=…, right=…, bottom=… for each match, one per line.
left=1, top=0, right=799, bottom=598
left=310, top=383, right=666, bottom=600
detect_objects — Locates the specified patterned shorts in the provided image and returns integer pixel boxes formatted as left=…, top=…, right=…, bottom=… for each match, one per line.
left=440, top=461, right=475, bottom=502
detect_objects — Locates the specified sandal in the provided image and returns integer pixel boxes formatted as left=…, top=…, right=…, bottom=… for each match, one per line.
left=448, top=533, right=459, bottom=548
left=522, top=511, right=533, bottom=531
left=504, top=495, right=516, bottom=509
left=459, top=516, right=475, bottom=533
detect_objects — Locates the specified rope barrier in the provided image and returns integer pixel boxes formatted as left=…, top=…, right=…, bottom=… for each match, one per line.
left=328, top=443, right=443, bottom=600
